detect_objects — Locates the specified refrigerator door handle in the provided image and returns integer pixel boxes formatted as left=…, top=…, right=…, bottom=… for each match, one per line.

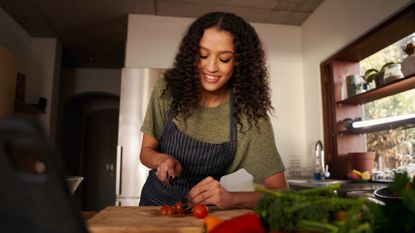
left=115, top=145, right=123, bottom=205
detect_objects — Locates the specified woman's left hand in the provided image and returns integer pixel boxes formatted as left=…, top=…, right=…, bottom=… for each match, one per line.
left=188, top=176, right=234, bottom=209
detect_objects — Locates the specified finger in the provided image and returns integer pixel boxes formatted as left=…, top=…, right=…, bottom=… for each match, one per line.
left=189, top=180, right=217, bottom=203
left=193, top=176, right=215, bottom=189
left=190, top=187, right=218, bottom=206
left=167, top=167, right=176, bottom=178
left=190, top=192, right=209, bottom=206
left=157, top=165, right=168, bottom=183
left=169, top=159, right=183, bottom=178
left=189, top=177, right=214, bottom=197
left=175, top=162, right=183, bottom=176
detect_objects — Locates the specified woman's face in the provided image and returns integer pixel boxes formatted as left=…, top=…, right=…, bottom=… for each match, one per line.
left=197, top=28, right=235, bottom=95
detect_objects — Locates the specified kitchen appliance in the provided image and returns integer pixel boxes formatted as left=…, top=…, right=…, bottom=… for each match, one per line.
left=116, top=68, right=165, bottom=206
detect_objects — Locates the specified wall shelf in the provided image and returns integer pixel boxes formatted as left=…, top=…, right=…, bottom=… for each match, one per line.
left=337, top=73, right=415, bottom=105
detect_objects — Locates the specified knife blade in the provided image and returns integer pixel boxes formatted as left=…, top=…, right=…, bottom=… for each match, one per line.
left=168, top=176, right=191, bottom=212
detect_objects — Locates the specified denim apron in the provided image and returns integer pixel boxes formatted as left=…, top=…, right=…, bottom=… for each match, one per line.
left=139, top=94, right=237, bottom=206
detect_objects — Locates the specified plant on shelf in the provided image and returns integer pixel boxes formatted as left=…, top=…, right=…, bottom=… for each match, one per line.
left=379, top=61, right=404, bottom=84
left=401, top=42, right=415, bottom=75
left=402, top=42, right=414, bottom=56
left=363, top=68, right=379, bottom=90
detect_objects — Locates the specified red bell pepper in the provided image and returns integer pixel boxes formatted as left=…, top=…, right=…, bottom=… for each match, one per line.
left=209, top=213, right=266, bottom=233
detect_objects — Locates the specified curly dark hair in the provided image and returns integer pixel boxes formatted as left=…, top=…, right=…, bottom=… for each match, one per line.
left=163, top=11, right=273, bottom=130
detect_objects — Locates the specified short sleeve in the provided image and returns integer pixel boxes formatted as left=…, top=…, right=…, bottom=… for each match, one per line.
left=239, top=118, right=285, bottom=183
left=140, top=79, right=169, bottom=140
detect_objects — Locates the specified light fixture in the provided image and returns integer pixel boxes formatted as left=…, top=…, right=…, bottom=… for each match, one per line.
left=352, top=113, right=415, bottom=128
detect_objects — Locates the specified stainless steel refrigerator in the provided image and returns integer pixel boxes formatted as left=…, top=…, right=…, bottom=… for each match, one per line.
left=116, top=68, right=165, bottom=206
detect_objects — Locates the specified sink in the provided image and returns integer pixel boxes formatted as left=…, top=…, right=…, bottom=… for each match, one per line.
left=288, top=179, right=349, bottom=189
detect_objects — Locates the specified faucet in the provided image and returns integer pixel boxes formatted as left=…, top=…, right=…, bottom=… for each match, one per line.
left=314, top=140, right=329, bottom=180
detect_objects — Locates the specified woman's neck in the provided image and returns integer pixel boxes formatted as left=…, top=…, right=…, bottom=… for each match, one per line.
left=199, top=89, right=229, bottom=107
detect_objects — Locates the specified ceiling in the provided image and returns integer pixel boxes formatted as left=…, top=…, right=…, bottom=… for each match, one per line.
left=0, top=0, right=324, bottom=68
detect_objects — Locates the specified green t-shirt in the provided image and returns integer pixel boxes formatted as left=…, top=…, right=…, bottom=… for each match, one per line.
left=141, top=79, right=285, bottom=182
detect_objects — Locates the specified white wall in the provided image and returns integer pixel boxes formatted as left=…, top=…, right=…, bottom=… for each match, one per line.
left=254, top=24, right=304, bottom=168
left=125, top=15, right=191, bottom=69
left=61, top=68, right=121, bottom=98
left=125, top=14, right=304, bottom=170
left=0, top=6, right=61, bottom=137
left=29, top=38, right=61, bottom=137
left=301, top=0, right=412, bottom=168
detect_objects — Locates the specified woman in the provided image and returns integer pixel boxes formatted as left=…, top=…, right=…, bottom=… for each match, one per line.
left=139, top=12, right=288, bottom=209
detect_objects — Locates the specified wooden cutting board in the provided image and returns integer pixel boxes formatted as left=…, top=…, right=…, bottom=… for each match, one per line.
left=87, top=206, right=252, bottom=233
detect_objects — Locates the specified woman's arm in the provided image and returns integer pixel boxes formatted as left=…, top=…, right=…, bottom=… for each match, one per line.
left=188, top=171, right=288, bottom=209
left=140, top=134, right=182, bottom=183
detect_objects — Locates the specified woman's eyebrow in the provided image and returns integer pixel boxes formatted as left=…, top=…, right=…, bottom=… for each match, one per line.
left=199, top=46, right=234, bottom=54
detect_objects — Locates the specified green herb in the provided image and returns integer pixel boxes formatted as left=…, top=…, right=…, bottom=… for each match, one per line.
left=254, top=184, right=372, bottom=233
left=368, top=171, right=415, bottom=233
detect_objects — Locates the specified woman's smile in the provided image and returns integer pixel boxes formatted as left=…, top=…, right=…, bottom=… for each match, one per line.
left=202, top=72, right=221, bottom=83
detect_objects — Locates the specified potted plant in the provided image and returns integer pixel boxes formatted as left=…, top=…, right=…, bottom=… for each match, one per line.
left=363, top=68, right=378, bottom=90
left=382, top=61, right=404, bottom=84
left=401, top=42, right=415, bottom=75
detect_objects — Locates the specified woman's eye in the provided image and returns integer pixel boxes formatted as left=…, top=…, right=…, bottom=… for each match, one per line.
left=199, top=54, right=208, bottom=59
left=220, top=58, right=231, bottom=63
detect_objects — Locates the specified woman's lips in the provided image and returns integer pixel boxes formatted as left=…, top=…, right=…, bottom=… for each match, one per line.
left=202, top=72, right=220, bottom=83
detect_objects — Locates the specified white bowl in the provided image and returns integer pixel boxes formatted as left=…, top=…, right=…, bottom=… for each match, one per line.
left=65, top=176, right=84, bottom=195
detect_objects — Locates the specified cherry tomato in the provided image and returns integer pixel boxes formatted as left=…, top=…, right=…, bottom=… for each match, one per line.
left=160, top=206, right=168, bottom=215
left=165, top=206, right=175, bottom=216
left=192, top=204, right=208, bottom=219
left=334, top=210, right=346, bottom=221
left=174, top=201, right=185, bottom=214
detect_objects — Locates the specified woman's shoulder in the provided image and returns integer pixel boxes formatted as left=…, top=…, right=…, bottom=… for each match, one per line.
left=238, top=114, right=273, bottom=133
left=154, top=77, right=167, bottom=92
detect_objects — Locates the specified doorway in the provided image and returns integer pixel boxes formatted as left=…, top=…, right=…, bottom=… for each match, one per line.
left=62, top=93, right=119, bottom=211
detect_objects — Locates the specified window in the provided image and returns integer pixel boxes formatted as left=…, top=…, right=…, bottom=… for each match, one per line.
left=320, top=3, right=415, bottom=179
left=360, top=33, right=415, bottom=171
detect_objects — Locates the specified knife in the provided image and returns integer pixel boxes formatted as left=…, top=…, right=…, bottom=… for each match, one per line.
left=168, top=176, right=192, bottom=212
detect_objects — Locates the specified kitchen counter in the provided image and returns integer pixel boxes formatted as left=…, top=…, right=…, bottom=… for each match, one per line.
left=87, top=206, right=252, bottom=233
left=288, top=179, right=389, bottom=198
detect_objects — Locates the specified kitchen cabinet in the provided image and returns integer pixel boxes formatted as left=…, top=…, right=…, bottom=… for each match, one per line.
left=320, top=3, right=415, bottom=178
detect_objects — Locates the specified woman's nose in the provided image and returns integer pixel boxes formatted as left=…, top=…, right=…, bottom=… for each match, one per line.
left=205, top=57, right=219, bottom=72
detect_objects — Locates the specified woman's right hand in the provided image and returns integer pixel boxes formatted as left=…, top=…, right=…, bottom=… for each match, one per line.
left=156, top=155, right=183, bottom=184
